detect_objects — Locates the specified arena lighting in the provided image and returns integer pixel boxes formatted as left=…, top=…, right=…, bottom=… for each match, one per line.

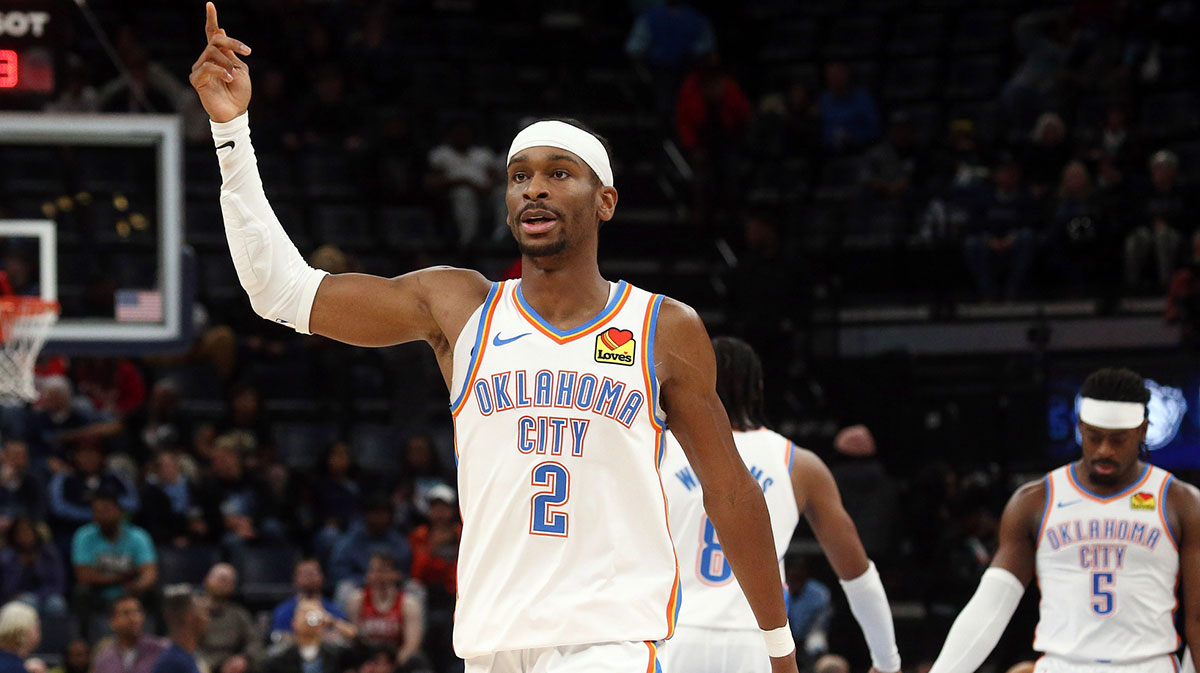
left=1074, top=379, right=1189, bottom=451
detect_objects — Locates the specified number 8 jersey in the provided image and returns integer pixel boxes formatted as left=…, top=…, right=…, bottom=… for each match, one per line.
left=449, top=280, right=681, bottom=659
left=1034, top=463, right=1180, bottom=661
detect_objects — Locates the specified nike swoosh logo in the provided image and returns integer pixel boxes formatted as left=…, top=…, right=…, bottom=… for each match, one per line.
left=216, top=140, right=236, bottom=151
left=1057, top=500, right=1082, bottom=508
left=492, top=332, right=531, bottom=347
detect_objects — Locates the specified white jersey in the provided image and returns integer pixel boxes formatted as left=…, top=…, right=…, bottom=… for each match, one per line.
left=659, top=427, right=800, bottom=630
left=450, top=279, right=680, bottom=658
left=1034, top=463, right=1181, bottom=661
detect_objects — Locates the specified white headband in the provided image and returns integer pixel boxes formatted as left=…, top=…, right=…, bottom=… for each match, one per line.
left=1079, top=398, right=1146, bottom=429
left=507, top=121, right=614, bottom=188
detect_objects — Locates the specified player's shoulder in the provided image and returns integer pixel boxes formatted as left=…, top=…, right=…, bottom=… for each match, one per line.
left=1165, top=471, right=1200, bottom=508
left=398, top=266, right=492, bottom=309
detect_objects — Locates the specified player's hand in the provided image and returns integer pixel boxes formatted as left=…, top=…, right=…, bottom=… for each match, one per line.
left=870, top=667, right=900, bottom=673
left=770, top=655, right=801, bottom=673
left=189, top=2, right=252, bottom=123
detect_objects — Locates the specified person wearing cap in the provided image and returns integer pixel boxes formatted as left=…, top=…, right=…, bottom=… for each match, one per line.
left=191, top=6, right=799, bottom=672
left=0, top=601, right=40, bottom=673
left=928, top=367, right=1200, bottom=673
left=1125, top=149, right=1191, bottom=290
left=408, top=486, right=460, bottom=673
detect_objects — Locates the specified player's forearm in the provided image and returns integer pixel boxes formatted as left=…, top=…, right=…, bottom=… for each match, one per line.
left=211, top=113, right=326, bottom=334
left=840, top=562, right=901, bottom=672
left=928, top=568, right=1024, bottom=673
left=703, top=473, right=788, bottom=629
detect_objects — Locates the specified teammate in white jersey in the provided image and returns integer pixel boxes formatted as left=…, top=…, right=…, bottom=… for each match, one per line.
left=929, top=368, right=1200, bottom=673
left=189, top=6, right=800, bottom=672
left=659, top=338, right=900, bottom=673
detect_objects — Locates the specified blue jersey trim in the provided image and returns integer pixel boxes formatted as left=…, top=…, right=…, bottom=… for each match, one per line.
left=448, top=282, right=500, bottom=412
left=1161, top=474, right=1179, bottom=548
left=515, top=279, right=629, bottom=339
left=646, top=293, right=666, bottom=430
left=1068, top=462, right=1150, bottom=502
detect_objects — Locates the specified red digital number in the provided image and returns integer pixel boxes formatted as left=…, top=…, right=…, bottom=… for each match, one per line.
left=0, top=50, right=17, bottom=88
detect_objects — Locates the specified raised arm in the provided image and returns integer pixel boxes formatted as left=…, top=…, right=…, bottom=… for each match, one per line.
left=928, top=480, right=1042, bottom=673
left=1169, top=479, right=1200, bottom=662
left=189, top=3, right=489, bottom=355
left=656, top=299, right=798, bottom=673
left=792, top=449, right=899, bottom=673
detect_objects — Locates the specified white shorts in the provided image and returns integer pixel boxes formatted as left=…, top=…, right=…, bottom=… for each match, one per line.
left=465, top=641, right=661, bottom=673
left=659, top=626, right=769, bottom=673
left=1035, top=654, right=1180, bottom=673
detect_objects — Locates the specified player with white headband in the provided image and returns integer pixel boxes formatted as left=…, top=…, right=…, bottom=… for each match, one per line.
left=188, top=4, right=800, bottom=672
left=928, top=367, right=1200, bottom=673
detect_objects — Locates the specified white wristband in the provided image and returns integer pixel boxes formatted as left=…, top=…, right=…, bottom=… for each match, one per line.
left=761, top=624, right=795, bottom=658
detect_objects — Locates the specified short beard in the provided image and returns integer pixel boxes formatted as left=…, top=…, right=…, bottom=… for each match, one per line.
left=518, top=237, right=568, bottom=258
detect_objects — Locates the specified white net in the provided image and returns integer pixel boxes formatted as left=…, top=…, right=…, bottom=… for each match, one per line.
left=0, top=299, right=59, bottom=402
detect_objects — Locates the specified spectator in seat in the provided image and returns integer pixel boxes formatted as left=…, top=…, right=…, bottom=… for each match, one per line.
left=72, top=357, right=146, bottom=420
left=257, top=599, right=353, bottom=673
left=314, top=441, right=363, bottom=562
left=149, top=586, right=210, bottom=673
left=124, top=379, right=192, bottom=467
left=860, top=111, right=929, bottom=215
left=1021, top=112, right=1072, bottom=199
left=1046, top=160, right=1112, bottom=293
left=425, top=121, right=502, bottom=247
left=1124, top=150, right=1191, bottom=290
left=136, top=452, right=209, bottom=548
left=216, top=384, right=270, bottom=453
left=0, top=601, right=40, bottom=673
left=198, top=435, right=284, bottom=552
left=828, top=425, right=898, bottom=561
left=346, top=553, right=426, bottom=671
left=197, top=564, right=260, bottom=673
left=49, top=441, right=139, bottom=538
left=70, top=489, right=158, bottom=634
left=409, top=485, right=459, bottom=673
left=785, top=556, right=831, bottom=665
left=0, top=517, right=67, bottom=626
left=961, top=154, right=1041, bottom=301
left=268, top=559, right=354, bottom=644
left=1082, top=105, right=1144, bottom=175
left=818, top=61, right=881, bottom=152
left=330, top=495, right=412, bottom=606
left=0, top=441, right=46, bottom=530
left=47, top=639, right=91, bottom=673
left=748, top=82, right=821, bottom=160
left=624, top=0, right=716, bottom=121
left=24, top=376, right=121, bottom=473
left=92, top=596, right=168, bottom=673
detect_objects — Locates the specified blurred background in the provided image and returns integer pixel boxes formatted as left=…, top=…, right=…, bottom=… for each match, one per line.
left=0, top=1, right=1198, bottom=672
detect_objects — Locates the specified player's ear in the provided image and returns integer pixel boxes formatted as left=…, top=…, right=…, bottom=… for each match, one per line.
left=597, top=186, right=618, bottom=223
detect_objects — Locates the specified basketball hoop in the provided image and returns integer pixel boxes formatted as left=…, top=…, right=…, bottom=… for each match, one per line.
left=0, top=271, right=59, bottom=402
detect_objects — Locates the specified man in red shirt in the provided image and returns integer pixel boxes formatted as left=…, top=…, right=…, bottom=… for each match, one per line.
left=346, top=553, right=424, bottom=670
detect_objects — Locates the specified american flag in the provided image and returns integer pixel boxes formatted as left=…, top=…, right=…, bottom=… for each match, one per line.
left=115, top=290, right=163, bottom=322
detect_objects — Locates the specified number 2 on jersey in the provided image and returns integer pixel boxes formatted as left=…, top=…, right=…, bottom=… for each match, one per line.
left=530, top=462, right=570, bottom=537
left=697, top=515, right=733, bottom=584
left=1091, top=572, right=1114, bottom=615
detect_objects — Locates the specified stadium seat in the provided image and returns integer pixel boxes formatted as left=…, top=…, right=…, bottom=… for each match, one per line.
left=883, top=58, right=942, bottom=103
left=271, top=421, right=340, bottom=471
left=157, top=545, right=222, bottom=585
left=311, top=204, right=375, bottom=250
left=822, top=15, right=884, bottom=60
left=301, top=153, right=360, bottom=199
left=887, top=13, right=947, bottom=56
left=378, top=206, right=442, bottom=252
left=815, top=157, right=864, bottom=203
left=946, top=55, right=1003, bottom=100
left=951, top=9, right=1011, bottom=53
left=350, top=423, right=404, bottom=476
left=894, top=103, right=944, bottom=148
left=256, top=152, right=299, bottom=199
left=1140, top=92, right=1200, bottom=140
left=231, top=544, right=301, bottom=605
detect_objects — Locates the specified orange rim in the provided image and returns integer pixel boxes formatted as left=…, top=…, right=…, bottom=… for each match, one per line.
left=0, top=297, right=59, bottom=343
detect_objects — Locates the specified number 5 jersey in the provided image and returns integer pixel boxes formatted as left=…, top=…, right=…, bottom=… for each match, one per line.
left=449, top=279, right=680, bottom=658
left=1034, top=463, right=1180, bottom=661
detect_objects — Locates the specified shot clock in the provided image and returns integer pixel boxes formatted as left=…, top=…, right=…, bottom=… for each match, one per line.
left=0, top=3, right=57, bottom=98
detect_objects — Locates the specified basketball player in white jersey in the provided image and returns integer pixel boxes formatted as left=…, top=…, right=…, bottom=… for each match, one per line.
left=189, top=5, right=801, bottom=672
left=659, top=337, right=900, bottom=673
left=928, top=368, right=1200, bottom=673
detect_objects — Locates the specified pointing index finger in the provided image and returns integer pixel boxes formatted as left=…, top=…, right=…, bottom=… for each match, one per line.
left=205, top=2, right=219, bottom=40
